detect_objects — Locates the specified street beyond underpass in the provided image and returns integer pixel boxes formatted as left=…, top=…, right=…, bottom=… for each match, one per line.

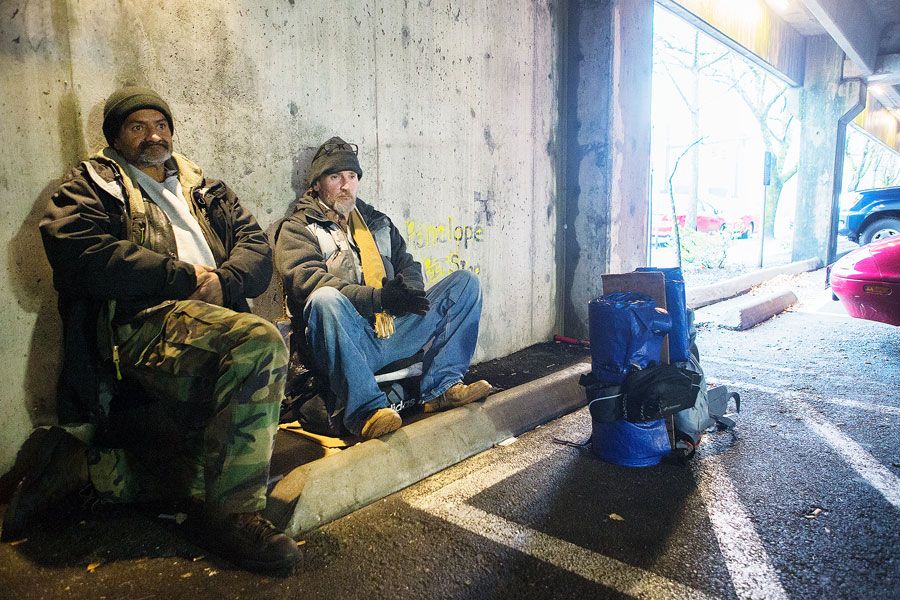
left=1, top=271, right=897, bottom=599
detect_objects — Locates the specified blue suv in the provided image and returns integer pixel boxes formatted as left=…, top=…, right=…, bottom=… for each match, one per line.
left=839, top=186, right=900, bottom=244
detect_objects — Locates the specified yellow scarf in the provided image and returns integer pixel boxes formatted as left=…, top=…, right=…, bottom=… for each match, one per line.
left=349, top=208, right=394, bottom=339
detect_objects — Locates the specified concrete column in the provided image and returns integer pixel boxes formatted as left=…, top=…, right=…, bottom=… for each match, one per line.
left=561, top=0, right=653, bottom=338
left=792, top=35, right=864, bottom=262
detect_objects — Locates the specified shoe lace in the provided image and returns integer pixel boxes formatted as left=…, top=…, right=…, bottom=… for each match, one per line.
left=238, top=513, right=281, bottom=542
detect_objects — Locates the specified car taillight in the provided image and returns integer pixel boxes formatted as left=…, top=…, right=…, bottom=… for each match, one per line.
left=864, top=284, right=892, bottom=295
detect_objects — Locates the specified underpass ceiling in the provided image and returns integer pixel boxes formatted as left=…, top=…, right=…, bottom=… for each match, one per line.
left=780, top=0, right=900, bottom=107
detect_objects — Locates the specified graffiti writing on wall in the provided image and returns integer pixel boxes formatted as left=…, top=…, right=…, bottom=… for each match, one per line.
left=406, top=216, right=487, bottom=282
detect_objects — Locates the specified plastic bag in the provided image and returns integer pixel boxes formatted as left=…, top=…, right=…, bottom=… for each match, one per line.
left=635, top=266, right=690, bottom=362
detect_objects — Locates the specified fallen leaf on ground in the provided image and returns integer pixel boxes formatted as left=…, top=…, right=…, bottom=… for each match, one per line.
left=7, top=539, right=27, bottom=546
left=86, top=562, right=100, bottom=572
left=804, top=507, right=826, bottom=519
left=181, top=572, right=192, bottom=578
left=609, top=513, right=625, bottom=521
left=297, top=540, right=306, bottom=546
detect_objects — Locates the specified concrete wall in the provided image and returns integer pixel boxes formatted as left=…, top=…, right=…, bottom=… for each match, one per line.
left=561, top=0, right=654, bottom=339
left=0, top=0, right=560, bottom=471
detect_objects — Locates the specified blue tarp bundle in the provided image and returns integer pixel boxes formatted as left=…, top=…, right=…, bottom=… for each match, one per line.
left=635, top=266, right=690, bottom=363
left=588, top=292, right=673, bottom=385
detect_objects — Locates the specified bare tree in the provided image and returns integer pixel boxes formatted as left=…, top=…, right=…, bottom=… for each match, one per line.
left=709, top=60, right=798, bottom=238
left=668, top=137, right=705, bottom=267
left=845, top=136, right=878, bottom=192
left=654, top=32, right=728, bottom=230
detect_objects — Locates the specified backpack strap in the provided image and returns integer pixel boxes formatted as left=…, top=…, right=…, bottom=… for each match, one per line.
left=581, top=373, right=625, bottom=423
left=707, top=386, right=740, bottom=430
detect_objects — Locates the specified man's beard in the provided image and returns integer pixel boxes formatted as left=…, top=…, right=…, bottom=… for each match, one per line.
left=328, top=193, right=357, bottom=218
left=136, top=141, right=172, bottom=167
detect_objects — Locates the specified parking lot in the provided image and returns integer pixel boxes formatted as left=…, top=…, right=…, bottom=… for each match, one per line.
left=4, top=270, right=895, bottom=599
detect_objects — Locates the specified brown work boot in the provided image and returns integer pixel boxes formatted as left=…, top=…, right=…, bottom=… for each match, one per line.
left=201, top=511, right=302, bottom=573
left=422, top=380, right=495, bottom=413
left=1, top=426, right=90, bottom=542
left=359, top=407, right=402, bottom=440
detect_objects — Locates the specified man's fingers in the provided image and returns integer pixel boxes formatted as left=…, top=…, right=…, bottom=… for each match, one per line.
left=411, top=296, right=430, bottom=315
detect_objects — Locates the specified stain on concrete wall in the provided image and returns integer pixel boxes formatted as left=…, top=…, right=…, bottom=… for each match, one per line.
left=562, top=0, right=653, bottom=339
left=0, top=0, right=560, bottom=470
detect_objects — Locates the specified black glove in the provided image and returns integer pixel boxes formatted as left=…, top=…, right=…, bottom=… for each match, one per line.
left=380, top=275, right=430, bottom=316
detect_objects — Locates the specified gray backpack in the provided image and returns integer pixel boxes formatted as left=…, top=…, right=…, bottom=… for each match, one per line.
left=673, top=309, right=740, bottom=456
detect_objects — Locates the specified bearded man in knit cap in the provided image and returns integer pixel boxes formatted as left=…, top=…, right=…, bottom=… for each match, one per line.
left=274, top=137, right=494, bottom=440
left=0, top=86, right=300, bottom=572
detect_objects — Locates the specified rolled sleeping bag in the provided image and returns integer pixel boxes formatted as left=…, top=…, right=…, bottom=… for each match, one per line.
left=588, top=291, right=672, bottom=385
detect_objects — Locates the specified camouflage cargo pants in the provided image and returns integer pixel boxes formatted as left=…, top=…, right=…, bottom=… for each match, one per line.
left=87, top=300, right=287, bottom=514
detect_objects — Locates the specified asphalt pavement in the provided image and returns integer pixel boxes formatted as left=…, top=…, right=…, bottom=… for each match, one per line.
left=1, top=268, right=898, bottom=599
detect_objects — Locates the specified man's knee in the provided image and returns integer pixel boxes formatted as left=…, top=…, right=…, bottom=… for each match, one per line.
left=227, top=312, right=289, bottom=374
left=448, top=269, right=480, bottom=290
left=443, top=269, right=481, bottom=304
left=305, top=286, right=353, bottom=321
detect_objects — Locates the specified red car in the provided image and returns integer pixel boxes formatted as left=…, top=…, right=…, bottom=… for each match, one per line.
left=651, top=200, right=757, bottom=246
left=830, top=235, right=900, bottom=326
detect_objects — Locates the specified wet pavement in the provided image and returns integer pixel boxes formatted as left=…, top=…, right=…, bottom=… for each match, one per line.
left=1, top=269, right=898, bottom=599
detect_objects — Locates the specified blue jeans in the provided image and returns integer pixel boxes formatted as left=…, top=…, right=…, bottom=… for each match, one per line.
left=304, top=269, right=482, bottom=434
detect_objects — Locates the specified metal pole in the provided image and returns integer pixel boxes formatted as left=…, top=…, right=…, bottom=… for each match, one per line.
left=759, top=151, right=772, bottom=268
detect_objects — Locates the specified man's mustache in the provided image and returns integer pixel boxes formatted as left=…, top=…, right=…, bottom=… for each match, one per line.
left=140, top=141, right=169, bottom=152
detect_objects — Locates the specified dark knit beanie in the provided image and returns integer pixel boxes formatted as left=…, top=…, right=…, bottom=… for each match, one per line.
left=307, top=136, right=363, bottom=186
left=102, top=86, right=174, bottom=145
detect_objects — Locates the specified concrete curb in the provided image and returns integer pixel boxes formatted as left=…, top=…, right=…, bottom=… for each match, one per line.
left=686, top=257, right=821, bottom=309
left=721, top=290, right=799, bottom=330
left=265, top=362, right=591, bottom=536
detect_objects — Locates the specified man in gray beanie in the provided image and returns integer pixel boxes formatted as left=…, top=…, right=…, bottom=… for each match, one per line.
left=274, top=136, right=494, bottom=440
left=1, top=86, right=301, bottom=572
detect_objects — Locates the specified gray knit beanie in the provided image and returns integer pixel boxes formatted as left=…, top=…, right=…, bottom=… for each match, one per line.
left=307, top=136, right=363, bottom=186
left=102, top=86, right=174, bottom=145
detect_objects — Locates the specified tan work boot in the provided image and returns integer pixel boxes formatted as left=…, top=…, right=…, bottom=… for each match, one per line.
left=359, top=407, right=402, bottom=440
left=200, top=511, right=302, bottom=573
left=422, top=380, right=494, bottom=413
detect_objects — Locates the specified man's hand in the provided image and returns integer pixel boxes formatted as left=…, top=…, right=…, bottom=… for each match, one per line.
left=380, top=274, right=430, bottom=316
left=380, top=275, right=430, bottom=316
left=189, top=264, right=224, bottom=306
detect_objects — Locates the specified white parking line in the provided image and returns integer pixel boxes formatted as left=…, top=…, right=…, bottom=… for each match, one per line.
left=793, top=399, right=900, bottom=510
left=423, top=500, right=719, bottom=600
left=707, top=377, right=900, bottom=417
left=405, top=438, right=784, bottom=599
left=694, top=455, right=788, bottom=600
left=708, top=376, right=900, bottom=508
left=704, top=357, right=813, bottom=374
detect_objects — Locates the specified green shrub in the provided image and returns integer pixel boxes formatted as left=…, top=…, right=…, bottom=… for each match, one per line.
left=680, top=227, right=732, bottom=269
